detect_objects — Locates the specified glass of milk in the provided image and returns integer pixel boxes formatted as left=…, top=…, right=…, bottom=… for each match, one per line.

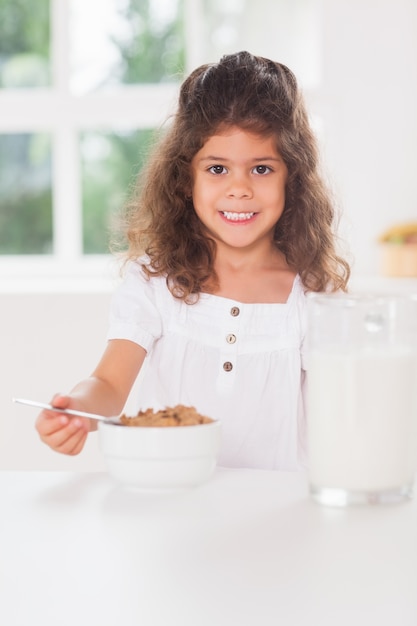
left=306, top=292, right=417, bottom=506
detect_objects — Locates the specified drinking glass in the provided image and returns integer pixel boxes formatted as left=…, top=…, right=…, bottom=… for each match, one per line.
left=306, top=292, right=417, bottom=506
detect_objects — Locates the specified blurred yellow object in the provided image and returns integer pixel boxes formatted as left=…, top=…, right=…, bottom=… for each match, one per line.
left=378, top=222, right=417, bottom=277
left=378, top=221, right=417, bottom=244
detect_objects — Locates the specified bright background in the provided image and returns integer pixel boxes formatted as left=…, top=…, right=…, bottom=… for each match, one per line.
left=1, top=0, right=417, bottom=470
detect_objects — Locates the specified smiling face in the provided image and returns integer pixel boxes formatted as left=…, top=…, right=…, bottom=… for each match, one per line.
left=190, top=126, right=288, bottom=257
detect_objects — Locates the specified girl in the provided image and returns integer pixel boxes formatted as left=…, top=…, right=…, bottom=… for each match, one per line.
left=36, top=51, right=350, bottom=470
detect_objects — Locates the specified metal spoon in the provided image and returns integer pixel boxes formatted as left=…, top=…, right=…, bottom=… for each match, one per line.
left=13, top=398, right=122, bottom=425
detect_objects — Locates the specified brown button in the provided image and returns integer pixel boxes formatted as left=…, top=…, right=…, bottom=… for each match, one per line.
left=230, top=306, right=240, bottom=317
left=223, top=361, right=233, bottom=372
left=226, top=334, right=236, bottom=344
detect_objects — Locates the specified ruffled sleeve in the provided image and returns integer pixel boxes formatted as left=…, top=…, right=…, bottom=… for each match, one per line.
left=106, top=260, right=163, bottom=352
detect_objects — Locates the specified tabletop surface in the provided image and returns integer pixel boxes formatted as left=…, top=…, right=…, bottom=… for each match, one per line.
left=1, top=468, right=416, bottom=626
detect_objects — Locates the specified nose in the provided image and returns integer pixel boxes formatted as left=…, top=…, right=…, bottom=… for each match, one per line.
left=226, top=172, right=253, bottom=199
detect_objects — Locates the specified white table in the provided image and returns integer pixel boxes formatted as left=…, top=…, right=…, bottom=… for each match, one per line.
left=1, top=469, right=416, bottom=626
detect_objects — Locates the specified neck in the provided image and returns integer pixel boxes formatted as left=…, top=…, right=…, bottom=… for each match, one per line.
left=204, top=245, right=296, bottom=304
left=213, top=241, right=286, bottom=273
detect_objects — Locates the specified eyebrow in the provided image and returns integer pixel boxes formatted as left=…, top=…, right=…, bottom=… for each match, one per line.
left=197, top=155, right=283, bottom=163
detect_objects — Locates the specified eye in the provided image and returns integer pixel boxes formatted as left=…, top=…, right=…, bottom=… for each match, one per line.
left=253, top=165, right=272, bottom=175
left=208, top=165, right=227, bottom=175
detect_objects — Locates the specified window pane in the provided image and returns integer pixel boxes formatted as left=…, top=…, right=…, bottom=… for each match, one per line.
left=0, top=0, right=50, bottom=88
left=81, top=129, right=155, bottom=254
left=0, top=133, right=53, bottom=254
left=70, top=0, right=185, bottom=94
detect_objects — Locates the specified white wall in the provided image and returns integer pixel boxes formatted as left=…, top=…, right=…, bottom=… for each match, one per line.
left=0, top=292, right=110, bottom=470
left=319, top=0, right=417, bottom=276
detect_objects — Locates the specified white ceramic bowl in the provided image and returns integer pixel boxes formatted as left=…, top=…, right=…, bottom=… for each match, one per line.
left=98, top=420, right=221, bottom=491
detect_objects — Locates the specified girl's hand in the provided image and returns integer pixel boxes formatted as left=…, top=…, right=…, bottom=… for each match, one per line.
left=35, top=394, right=93, bottom=456
left=35, top=340, right=147, bottom=456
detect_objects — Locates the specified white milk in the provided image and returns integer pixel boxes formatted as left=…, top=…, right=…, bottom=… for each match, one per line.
left=307, top=348, right=417, bottom=492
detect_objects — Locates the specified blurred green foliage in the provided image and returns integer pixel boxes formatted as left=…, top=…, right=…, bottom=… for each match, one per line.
left=0, top=133, right=53, bottom=253
left=81, top=129, right=155, bottom=254
left=0, top=0, right=50, bottom=87
left=113, top=0, right=185, bottom=84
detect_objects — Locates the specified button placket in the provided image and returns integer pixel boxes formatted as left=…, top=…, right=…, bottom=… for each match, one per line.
left=219, top=304, right=242, bottom=376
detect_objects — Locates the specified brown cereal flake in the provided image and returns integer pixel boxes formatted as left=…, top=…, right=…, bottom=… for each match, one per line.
left=119, top=404, right=213, bottom=427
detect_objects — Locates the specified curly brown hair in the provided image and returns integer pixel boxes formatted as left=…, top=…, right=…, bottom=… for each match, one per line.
left=121, top=51, right=350, bottom=298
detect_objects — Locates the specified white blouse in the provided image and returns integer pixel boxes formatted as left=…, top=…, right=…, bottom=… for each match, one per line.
left=107, top=259, right=308, bottom=471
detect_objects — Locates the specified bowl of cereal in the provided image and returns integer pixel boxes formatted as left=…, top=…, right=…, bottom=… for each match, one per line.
left=98, top=405, right=221, bottom=491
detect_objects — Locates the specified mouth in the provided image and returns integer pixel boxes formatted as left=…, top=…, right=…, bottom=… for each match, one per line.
left=220, top=211, right=256, bottom=222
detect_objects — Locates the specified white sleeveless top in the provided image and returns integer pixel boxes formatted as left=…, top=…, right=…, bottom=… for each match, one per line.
left=107, top=258, right=308, bottom=470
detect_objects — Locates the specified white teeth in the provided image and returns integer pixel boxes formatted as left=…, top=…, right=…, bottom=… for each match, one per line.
left=222, top=211, right=255, bottom=221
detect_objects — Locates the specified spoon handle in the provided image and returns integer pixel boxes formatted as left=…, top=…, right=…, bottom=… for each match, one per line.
left=13, top=398, right=121, bottom=424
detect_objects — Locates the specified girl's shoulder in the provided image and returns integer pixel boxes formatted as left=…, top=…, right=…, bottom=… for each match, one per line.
left=122, top=254, right=151, bottom=274
left=284, top=273, right=307, bottom=306
left=115, top=255, right=169, bottom=301
left=122, top=255, right=163, bottom=284
left=286, top=274, right=309, bottom=324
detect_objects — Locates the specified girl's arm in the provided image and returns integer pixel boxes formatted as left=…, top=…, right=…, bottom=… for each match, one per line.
left=35, top=339, right=146, bottom=456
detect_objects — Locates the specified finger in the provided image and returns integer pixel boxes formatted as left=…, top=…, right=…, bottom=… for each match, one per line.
left=61, top=430, right=88, bottom=456
left=54, top=424, right=88, bottom=456
left=38, top=413, right=89, bottom=447
left=35, top=411, right=69, bottom=437
left=36, top=392, right=76, bottom=435
left=39, top=417, right=88, bottom=453
left=36, top=417, right=72, bottom=444
left=50, top=393, right=71, bottom=410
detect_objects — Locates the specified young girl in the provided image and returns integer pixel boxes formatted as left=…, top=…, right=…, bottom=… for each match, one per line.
left=36, top=51, right=350, bottom=470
